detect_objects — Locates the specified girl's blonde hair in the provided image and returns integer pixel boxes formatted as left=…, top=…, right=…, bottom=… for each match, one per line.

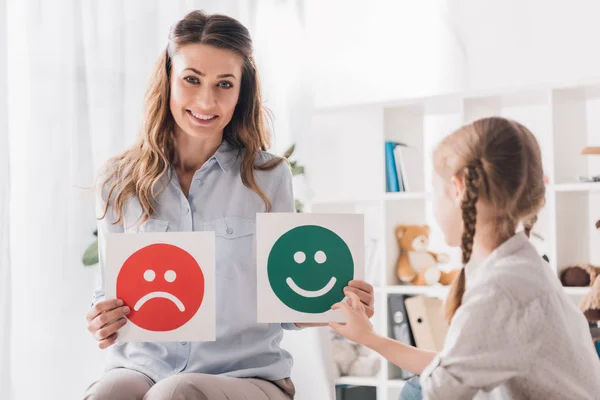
left=100, top=10, right=283, bottom=224
left=434, top=117, right=546, bottom=322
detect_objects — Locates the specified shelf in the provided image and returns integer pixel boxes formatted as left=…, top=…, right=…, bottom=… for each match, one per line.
left=554, top=183, right=600, bottom=192
left=380, top=285, right=590, bottom=296
left=563, top=286, right=592, bottom=296
left=384, top=192, right=429, bottom=200
left=386, top=379, right=407, bottom=388
left=382, top=285, right=451, bottom=296
left=335, top=376, right=382, bottom=387
left=309, top=196, right=381, bottom=205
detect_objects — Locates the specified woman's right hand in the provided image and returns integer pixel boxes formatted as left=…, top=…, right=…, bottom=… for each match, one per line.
left=86, top=299, right=130, bottom=349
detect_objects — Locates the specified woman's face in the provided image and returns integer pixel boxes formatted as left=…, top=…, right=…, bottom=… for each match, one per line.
left=169, top=43, right=243, bottom=140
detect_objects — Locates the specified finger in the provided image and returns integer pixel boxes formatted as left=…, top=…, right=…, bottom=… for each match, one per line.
left=86, top=299, right=124, bottom=322
left=94, top=317, right=127, bottom=341
left=329, top=322, right=344, bottom=334
left=348, top=280, right=374, bottom=294
left=364, top=305, right=375, bottom=319
left=332, top=300, right=354, bottom=319
left=344, top=287, right=373, bottom=307
left=346, top=291, right=364, bottom=312
left=89, top=306, right=130, bottom=332
left=98, top=332, right=118, bottom=350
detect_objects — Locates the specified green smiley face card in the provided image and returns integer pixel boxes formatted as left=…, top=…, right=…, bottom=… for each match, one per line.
left=257, top=213, right=365, bottom=323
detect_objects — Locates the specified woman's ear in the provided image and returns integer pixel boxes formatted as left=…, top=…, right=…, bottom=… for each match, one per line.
left=450, top=175, right=465, bottom=205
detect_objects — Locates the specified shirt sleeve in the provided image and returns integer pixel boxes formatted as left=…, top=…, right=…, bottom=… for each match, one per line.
left=269, top=161, right=304, bottom=331
left=92, top=173, right=124, bottom=305
left=420, top=282, right=543, bottom=399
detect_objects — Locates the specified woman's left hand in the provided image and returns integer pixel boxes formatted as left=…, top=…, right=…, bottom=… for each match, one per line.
left=343, top=280, right=375, bottom=318
left=295, top=279, right=375, bottom=328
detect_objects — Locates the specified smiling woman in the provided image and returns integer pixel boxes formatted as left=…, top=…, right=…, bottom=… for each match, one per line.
left=82, top=9, right=374, bottom=400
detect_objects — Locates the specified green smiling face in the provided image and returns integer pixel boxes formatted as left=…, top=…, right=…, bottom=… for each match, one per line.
left=267, top=225, right=354, bottom=313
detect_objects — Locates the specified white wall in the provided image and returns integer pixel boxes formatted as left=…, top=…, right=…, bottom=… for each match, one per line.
left=305, top=0, right=467, bottom=109
left=453, top=0, right=600, bottom=90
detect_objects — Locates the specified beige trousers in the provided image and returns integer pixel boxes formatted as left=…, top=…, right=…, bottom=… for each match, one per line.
left=84, top=368, right=295, bottom=400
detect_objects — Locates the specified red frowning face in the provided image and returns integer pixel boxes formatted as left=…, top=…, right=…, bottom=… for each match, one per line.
left=116, top=243, right=205, bottom=331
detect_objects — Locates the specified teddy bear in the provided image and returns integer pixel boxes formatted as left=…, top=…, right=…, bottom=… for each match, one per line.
left=330, top=331, right=381, bottom=378
left=395, top=224, right=458, bottom=286
left=580, top=276, right=600, bottom=322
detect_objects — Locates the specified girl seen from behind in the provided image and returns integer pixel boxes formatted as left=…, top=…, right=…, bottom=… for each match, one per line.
left=331, top=117, right=600, bottom=399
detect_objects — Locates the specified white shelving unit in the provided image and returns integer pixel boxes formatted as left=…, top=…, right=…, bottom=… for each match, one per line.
left=307, top=79, right=600, bottom=400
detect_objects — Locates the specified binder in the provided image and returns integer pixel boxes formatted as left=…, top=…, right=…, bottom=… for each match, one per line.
left=388, top=294, right=416, bottom=379
left=335, top=385, right=376, bottom=400
left=404, top=296, right=448, bottom=352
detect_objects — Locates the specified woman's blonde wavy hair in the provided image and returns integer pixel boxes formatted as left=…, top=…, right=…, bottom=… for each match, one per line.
left=99, top=10, right=283, bottom=225
left=434, top=117, right=546, bottom=323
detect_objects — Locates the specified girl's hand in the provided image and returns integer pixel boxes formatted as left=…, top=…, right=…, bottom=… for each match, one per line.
left=86, top=298, right=130, bottom=349
left=344, top=280, right=375, bottom=318
left=329, top=292, right=376, bottom=346
left=295, top=280, right=375, bottom=328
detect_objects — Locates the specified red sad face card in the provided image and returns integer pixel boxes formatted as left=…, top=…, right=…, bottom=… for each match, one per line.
left=105, top=232, right=215, bottom=342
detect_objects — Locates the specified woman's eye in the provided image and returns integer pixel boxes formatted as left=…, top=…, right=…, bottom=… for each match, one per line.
left=184, top=76, right=199, bottom=84
left=218, top=81, right=233, bottom=89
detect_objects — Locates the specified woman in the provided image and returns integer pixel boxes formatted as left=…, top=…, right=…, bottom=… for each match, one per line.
left=84, top=10, right=374, bottom=400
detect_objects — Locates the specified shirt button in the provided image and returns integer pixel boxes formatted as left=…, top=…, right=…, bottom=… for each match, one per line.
left=184, top=208, right=190, bottom=214
left=195, top=179, right=203, bottom=186
left=226, top=227, right=233, bottom=235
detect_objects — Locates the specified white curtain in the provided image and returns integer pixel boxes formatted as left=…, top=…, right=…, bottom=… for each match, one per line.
left=0, top=0, right=11, bottom=397
left=4, top=1, right=319, bottom=399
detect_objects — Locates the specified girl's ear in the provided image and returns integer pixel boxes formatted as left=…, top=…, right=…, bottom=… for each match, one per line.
left=450, top=175, right=465, bottom=205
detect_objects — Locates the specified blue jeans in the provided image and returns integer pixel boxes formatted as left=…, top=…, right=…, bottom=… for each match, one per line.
left=399, top=376, right=422, bottom=400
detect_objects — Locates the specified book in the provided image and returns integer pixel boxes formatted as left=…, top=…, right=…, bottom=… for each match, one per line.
left=386, top=140, right=421, bottom=193
left=393, top=144, right=408, bottom=192
left=385, top=141, right=400, bottom=192
left=397, top=144, right=422, bottom=193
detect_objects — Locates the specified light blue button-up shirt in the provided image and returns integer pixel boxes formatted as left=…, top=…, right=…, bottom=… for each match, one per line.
left=93, top=140, right=299, bottom=383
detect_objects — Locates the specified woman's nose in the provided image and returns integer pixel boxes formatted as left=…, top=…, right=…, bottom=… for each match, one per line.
left=196, top=87, right=216, bottom=109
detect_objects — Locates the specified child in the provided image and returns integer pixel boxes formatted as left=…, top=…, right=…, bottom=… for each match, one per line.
left=331, top=117, right=600, bottom=399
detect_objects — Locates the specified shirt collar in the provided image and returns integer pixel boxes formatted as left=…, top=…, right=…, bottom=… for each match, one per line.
left=466, top=231, right=529, bottom=287
left=211, top=140, right=239, bottom=173
left=162, top=140, right=240, bottom=190
left=489, top=231, right=530, bottom=260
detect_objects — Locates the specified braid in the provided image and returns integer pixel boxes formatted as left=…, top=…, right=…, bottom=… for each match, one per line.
left=445, top=160, right=484, bottom=322
left=460, top=160, right=483, bottom=264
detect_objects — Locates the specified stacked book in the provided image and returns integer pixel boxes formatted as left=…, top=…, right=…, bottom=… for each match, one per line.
left=385, top=141, right=420, bottom=193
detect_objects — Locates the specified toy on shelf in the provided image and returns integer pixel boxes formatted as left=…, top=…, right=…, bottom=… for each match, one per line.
left=331, top=331, right=381, bottom=378
left=581, top=146, right=600, bottom=155
left=580, top=277, right=600, bottom=322
left=579, top=146, right=600, bottom=182
left=559, top=264, right=600, bottom=287
left=395, top=224, right=460, bottom=286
